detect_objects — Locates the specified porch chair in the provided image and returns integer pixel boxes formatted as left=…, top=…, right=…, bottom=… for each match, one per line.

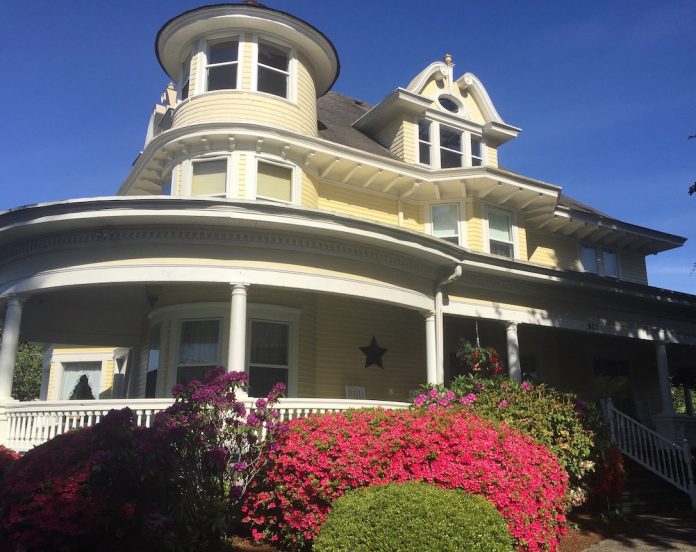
left=345, top=385, right=366, bottom=400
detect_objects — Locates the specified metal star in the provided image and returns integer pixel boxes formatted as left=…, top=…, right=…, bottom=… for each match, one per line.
left=359, top=336, right=387, bottom=369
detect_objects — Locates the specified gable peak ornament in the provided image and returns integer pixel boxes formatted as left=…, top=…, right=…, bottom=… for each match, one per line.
left=359, top=336, right=387, bottom=369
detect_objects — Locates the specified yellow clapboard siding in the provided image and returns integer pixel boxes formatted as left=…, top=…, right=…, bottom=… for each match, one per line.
left=316, top=182, right=398, bottom=225
left=486, top=146, right=498, bottom=168
left=314, top=295, right=426, bottom=401
left=402, top=201, right=424, bottom=232
left=466, top=200, right=484, bottom=252
left=101, top=359, right=114, bottom=398
left=526, top=230, right=578, bottom=269
left=301, top=172, right=319, bottom=208
left=373, top=118, right=405, bottom=160
left=401, top=119, right=417, bottom=164
left=516, top=212, right=528, bottom=262
left=619, top=251, right=648, bottom=284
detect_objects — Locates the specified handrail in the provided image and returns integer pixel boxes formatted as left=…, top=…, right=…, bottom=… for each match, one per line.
left=600, top=398, right=696, bottom=509
left=0, top=397, right=409, bottom=452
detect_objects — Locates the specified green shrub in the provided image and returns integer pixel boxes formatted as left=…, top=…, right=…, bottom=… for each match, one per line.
left=313, top=482, right=513, bottom=552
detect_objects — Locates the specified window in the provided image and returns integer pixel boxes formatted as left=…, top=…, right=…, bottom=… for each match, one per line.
left=439, top=126, right=463, bottom=168
left=191, top=158, right=227, bottom=197
left=61, top=362, right=101, bottom=400
left=471, top=136, right=483, bottom=166
left=145, top=324, right=161, bottom=398
left=257, top=41, right=289, bottom=98
left=206, top=40, right=239, bottom=91
left=431, top=203, right=460, bottom=244
left=257, top=160, right=292, bottom=202
left=418, top=120, right=431, bottom=165
left=487, top=207, right=514, bottom=258
left=177, top=319, right=221, bottom=385
left=580, top=246, right=620, bottom=277
left=180, top=53, right=191, bottom=100
left=248, top=320, right=290, bottom=397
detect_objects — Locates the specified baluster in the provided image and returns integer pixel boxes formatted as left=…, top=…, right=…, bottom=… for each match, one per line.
left=136, top=411, right=143, bottom=426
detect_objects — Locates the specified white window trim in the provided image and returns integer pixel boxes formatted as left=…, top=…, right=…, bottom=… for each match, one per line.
left=150, top=302, right=300, bottom=398
left=53, top=352, right=110, bottom=401
left=246, top=155, right=301, bottom=204
left=426, top=200, right=466, bottom=246
left=417, top=119, right=432, bottom=166
left=483, top=204, right=518, bottom=259
left=578, top=245, right=622, bottom=278
left=250, top=34, right=297, bottom=103
left=184, top=154, right=237, bottom=198
left=246, top=304, right=300, bottom=398
left=190, top=35, right=244, bottom=96
left=415, top=117, right=485, bottom=168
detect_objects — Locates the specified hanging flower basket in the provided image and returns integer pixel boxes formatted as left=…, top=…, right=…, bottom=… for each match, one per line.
left=456, top=339, right=505, bottom=378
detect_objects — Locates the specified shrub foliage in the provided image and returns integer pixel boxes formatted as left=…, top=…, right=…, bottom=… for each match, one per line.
left=314, top=481, right=514, bottom=552
left=244, top=407, right=568, bottom=552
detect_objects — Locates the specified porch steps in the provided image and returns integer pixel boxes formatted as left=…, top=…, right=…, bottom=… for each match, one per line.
left=615, top=458, right=693, bottom=515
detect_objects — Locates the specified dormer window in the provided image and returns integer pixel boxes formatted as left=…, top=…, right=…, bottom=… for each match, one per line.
left=580, top=246, right=620, bottom=277
left=471, top=137, right=483, bottom=166
left=418, top=120, right=431, bottom=165
left=206, top=40, right=239, bottom=91
left=440, top=126, right=463, bottom=168
left=257, top=41, right=290, bottom=98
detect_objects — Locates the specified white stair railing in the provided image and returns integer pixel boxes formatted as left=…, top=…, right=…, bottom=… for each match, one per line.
left=601, top=398, right=696, bottom=509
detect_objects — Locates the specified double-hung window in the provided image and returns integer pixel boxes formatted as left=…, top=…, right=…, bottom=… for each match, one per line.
left=602, top=250, right=619, bottom=277
left=418, top=120, right=432, bottom=165
left=439, top=126, right=463, bottom=168
left=580, top=246, right=598, bottom=273
left=180, top=52, right=191, bottom=100
left=257, top=41, right=290, bottom=98
left=471, top=136, right=483, bottom=166
left=257, top=160, right=293, bottom=202
left=145, top=323, right=161, bottom=398
left=177, top=319, right=221, bottom=385
left=61, top=362, right=101, bottom=400
left=431, top=203, right=460, bottom=244
left=206, top=40, right=239, bottom=91
left=580, top=246, right=619, bottom=277
left=191, top=158, right=227, bottom=197
left=487, top=207, right=514, bottom=258
left=248, top=319, right=290, bottom=397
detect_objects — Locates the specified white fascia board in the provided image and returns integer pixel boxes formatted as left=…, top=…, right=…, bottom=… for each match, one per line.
left=118, top=122, right=563, bottom=199
left=352, top=88, right=432, bottom=132
left=553, top=205, right=686, bottom=251
left=483, top=121, right=521, bottom=146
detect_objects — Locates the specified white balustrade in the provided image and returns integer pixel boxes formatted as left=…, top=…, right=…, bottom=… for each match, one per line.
left=0, top=398, right=409, bottom=452
left=601, top=399, right=696, bottom=509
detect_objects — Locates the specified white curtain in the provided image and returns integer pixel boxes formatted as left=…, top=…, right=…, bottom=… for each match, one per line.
left=60, top=362, right=101, bottom=400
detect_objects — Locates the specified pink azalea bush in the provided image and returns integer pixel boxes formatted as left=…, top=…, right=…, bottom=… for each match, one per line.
left=243, top=407, right=568, bottom=552
left=0, top=446, right=19, bottom=486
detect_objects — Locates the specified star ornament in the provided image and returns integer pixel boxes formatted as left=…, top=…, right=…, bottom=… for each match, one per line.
left=359, top=336, right=387, bottom=369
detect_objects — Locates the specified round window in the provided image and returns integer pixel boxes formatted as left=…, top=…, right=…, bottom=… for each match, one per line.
left=438, top=95, right=460, bottom=113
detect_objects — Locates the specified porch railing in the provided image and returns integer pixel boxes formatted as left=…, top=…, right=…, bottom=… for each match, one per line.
left=601, top=398, right=696, bottom=509
left=654, top=414, right=696, bottom=447
left=0, top=398, right=410, bottom=452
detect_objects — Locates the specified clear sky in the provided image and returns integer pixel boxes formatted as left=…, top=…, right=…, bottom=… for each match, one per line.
left=1, top=0, right=694, bottom=293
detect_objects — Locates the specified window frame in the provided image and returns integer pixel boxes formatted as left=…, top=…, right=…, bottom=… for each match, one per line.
left=51, top=351, right=111, bottom=401
left=246, top=155, right=300, bottom=204
left=178, top=51, right=192, bottom=101
left=175, top=317, right=224, bottom=386
left=251, top=35, right=297, bottom=103
left=483, top=205, right=517, bottom=259
left=185, top=155, right=234, bottom=198
left=578, top=245, right=621, bottom=278
left=203, top=38, right=241, bottom=93
left=415, top=118, right=485, bottom=168
left=427, top=201, right=465, bottom=246
left=417, top=119, right=432, bottom=166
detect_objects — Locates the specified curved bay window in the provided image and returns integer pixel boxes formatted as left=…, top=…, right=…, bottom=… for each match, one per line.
left=206, top=40, right=239, bottom=91
left=257, top=41, right=290, bottom=98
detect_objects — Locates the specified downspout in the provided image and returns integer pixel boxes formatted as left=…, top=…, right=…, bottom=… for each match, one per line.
left=435, top=263, right=463, bottom=384
left=397, top=181, right=420, bottom=227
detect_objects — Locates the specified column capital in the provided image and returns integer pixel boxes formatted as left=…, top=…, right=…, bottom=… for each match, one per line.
left=421, top=310, right=436, bottom=320
left=230, top=283, right=249, bottom=295
left=2, top=294, right=29, bottom=307
left=503, top=321, right=518, bottom=331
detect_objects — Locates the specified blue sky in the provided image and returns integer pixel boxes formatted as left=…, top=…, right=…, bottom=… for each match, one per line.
left=1, top=1, right=694, bottom=293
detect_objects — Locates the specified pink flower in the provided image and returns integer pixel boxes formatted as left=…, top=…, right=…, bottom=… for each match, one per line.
left=460, top=393, right=477, bottom=405
left=497, top=399, right=509, bottom=409
left=520, top=381, right=532, bottom=392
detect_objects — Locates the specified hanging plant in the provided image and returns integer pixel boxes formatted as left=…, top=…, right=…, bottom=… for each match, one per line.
left=456, top=339, right=505, bottom=377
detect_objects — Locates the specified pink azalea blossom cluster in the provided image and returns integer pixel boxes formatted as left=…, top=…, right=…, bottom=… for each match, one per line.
left=243, top=407, right=569, bottom=551
left=412, top=389, right=481, bottom=409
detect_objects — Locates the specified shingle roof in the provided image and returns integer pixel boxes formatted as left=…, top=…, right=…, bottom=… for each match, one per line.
left=317, top=92, right=400, bottom=160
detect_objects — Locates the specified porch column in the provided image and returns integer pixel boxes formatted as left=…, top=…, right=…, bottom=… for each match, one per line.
left=656, top=343, right=675, bottom=415
left=228, top=284, right=248, bottom=374
left=504, top=321, right=521, bottom=383
left=0, top=296, right=25, bottom=400
left=424, top=311, right=437, bottom=385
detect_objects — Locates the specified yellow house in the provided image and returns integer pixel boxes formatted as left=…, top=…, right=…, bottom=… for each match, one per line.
left=0, top=2, right=694, bottom=471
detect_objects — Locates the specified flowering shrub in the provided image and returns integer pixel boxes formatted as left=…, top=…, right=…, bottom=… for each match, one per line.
left=244, top=407, right=568, bottom=551
left=0, top=446, right=19, bottom=486
left=0, top=408, right=172, bottom=552
left=153, top=366, right=285, bottom=543
left=456, top=339, right=506, bottom=376
left=413, top=375, right=615, bottom=508
left=0, top=367, right=284, bottom=552
left=314, top=482, right=514, bottom=552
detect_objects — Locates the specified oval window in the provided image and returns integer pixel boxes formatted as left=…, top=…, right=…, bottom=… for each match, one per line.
left=438, top=96, right=460, bottom=113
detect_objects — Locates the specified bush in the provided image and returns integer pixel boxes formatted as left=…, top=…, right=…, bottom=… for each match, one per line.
left=244, top=407, right=568, bottom=552
left=314, top=482, right=513, bottom=552
left=0, top=446, right=19, bottom=488
left=414, top=375, right=600, bottom=506
left=0, top=367, right=285, bottom=552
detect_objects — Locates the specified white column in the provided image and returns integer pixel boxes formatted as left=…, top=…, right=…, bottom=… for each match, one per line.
left=424, top=311, right=437, bottom=385
left=656, top=343, right=675, bottom=415
left=227, top=284, right=248, bottom=374
left=0, top=296, right=24, bottom=400
left=505, top=321, right=521, bottom=383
